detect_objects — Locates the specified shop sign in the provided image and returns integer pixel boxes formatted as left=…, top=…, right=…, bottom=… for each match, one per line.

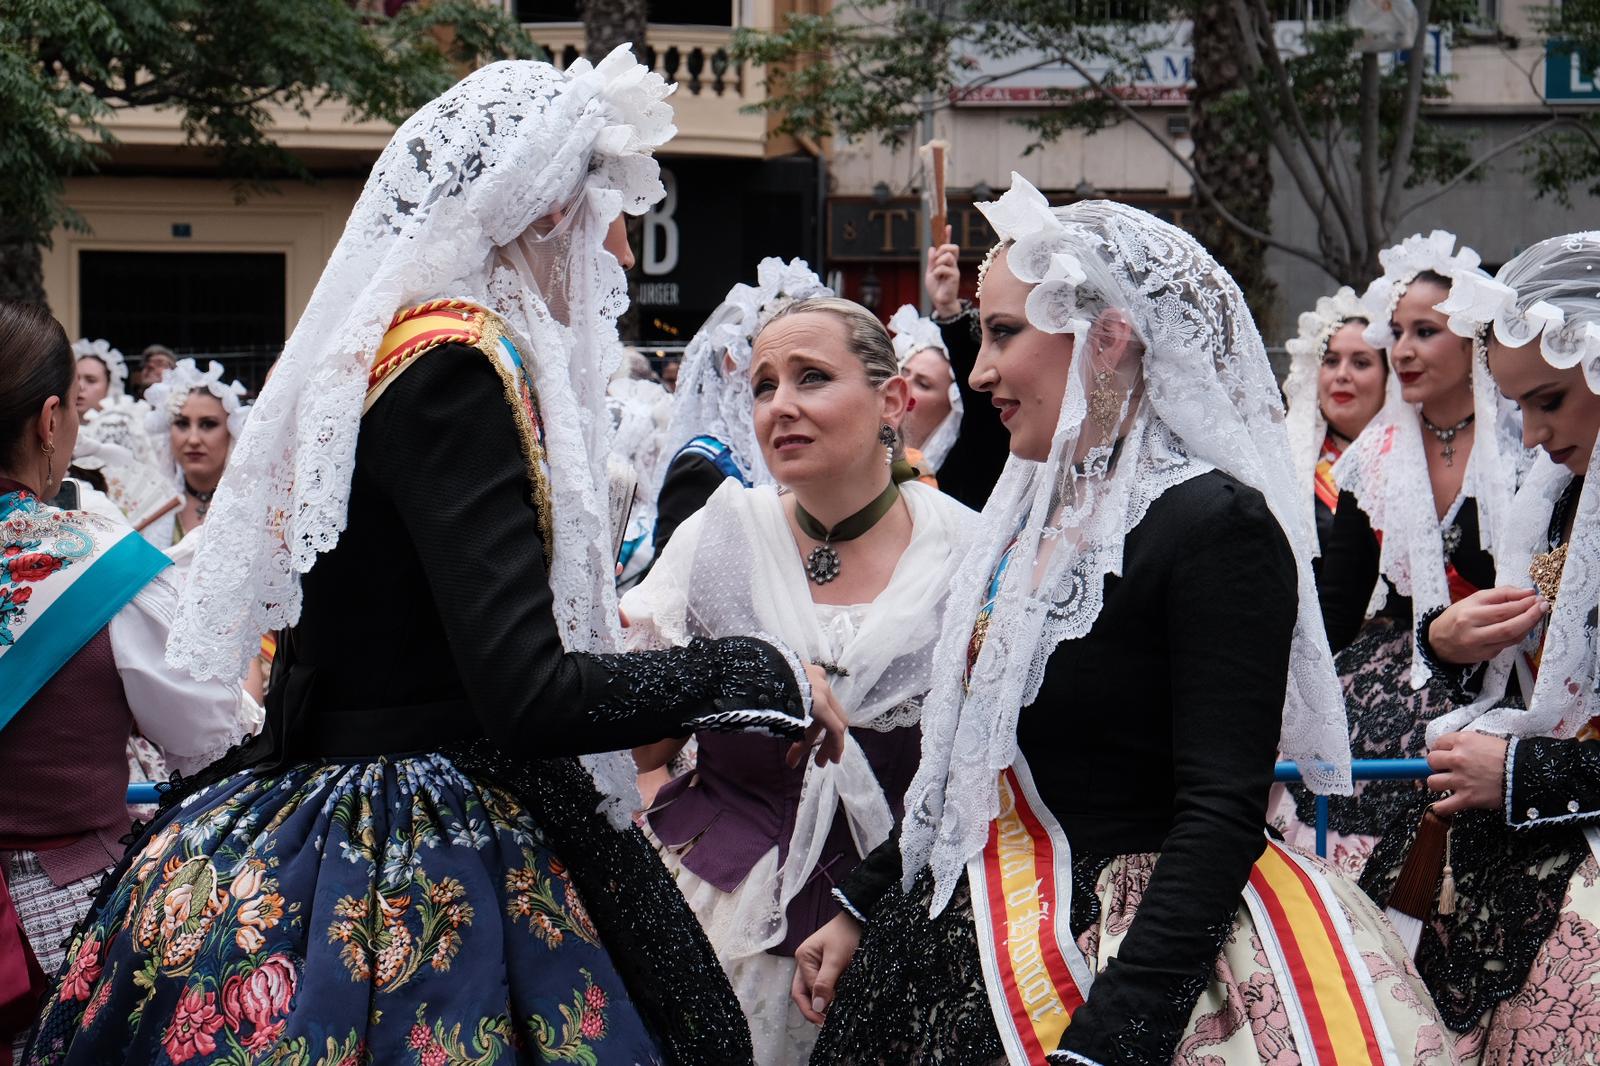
left=950, top=21, right=1449, bottom=105
left=1546, top=41, right=1600, bottom=102
left=827, top=199, right=1000, bottom=262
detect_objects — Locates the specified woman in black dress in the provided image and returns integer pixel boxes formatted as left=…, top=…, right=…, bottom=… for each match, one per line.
left=23, top=50, right=845, bottom=1066
left=1358, top=232, right=1600, bottom=1061
left=1283, top=233, right=1530, bottom=872
left=792, top=175, right=1448, bottom=1065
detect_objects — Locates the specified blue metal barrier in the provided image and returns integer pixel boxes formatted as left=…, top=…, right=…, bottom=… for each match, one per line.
left=123, top=758, right=1438, bottom=857
left=1273, top=759, right=1434, bottom=857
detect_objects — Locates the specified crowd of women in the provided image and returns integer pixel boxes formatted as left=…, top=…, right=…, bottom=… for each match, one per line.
left=3, top=43, right=1600, bottom=1066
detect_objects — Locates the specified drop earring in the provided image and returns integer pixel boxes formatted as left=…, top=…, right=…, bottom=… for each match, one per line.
left=1088, top=369, right=1121, bottom=433
left=878, top=423, right=896, bottom=465
left=41, top=441, right=55, bottom=489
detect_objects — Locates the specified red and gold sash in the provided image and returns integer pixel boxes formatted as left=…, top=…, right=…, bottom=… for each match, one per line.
left=1315, top=433, right=1344, bottom=514
left=365, top=299, right=554, bottom=556
left=969, top=758, right=1397, bottom=1065
left=1241, top=843, right=1396, bottom=1065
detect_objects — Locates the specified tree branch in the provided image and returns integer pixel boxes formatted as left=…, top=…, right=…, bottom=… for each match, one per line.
left=1224, top=0, right=1358, bottom=261
left=1395, top=114, right=1572, bottom=222
left=1358, top=52, right=1382, bottom=268
left=1381, top=0, right=1434, bottom=226
left=1245, top=0, right=1361, bottom=247
left=1049, top=51, right=1334, bottom=275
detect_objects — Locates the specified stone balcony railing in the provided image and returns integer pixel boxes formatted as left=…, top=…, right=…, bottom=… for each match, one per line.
left=97, top=21, right=782, bottom=163
left=526, top=23, right=778, bottom=157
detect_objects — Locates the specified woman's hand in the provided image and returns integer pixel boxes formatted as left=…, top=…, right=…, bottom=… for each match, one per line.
left=1428, top=731, right=1511, bottom=815
left=792, top=911, right=863, bottom=1024
left=925, top=225, right=963, bottom=319
left=789, top=663, right=849, bottom=768
left=1426, top=586, right=1545, bottom=666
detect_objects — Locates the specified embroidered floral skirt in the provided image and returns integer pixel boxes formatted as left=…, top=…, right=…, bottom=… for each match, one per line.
left=22, top=754, right=666, bottom=1066
left=1451, top=852, right=1600, bottom=1065
left=1360, top=799, right=1600, bottom=1065
left=1274, top=620, right=1466, bottom=877
left=811, top=849, right=1456, bottom=1065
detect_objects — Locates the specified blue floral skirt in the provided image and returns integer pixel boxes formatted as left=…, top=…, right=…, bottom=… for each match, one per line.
left=23, top=754, right=668, bottom=1065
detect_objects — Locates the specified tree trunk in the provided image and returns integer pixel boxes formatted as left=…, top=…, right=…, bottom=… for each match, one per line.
left=581, top=0, right=648, bottom=344
left=0, top=228, right=48, bottom=309
left=580, top=0, right=646, bottom=60
left=1188, top=2, right=1278, bottom=335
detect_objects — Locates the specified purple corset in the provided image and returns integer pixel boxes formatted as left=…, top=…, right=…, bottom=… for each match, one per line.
left=647, top=724, right=921, bottom=955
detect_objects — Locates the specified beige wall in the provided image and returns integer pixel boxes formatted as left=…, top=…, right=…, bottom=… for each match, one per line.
left=44, top=176, right=363, bottom=340
left=828, top=105, right=1193, bottom=199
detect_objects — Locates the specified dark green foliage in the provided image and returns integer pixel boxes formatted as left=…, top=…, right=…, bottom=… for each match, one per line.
left=0, top=0, right=540, bottom=248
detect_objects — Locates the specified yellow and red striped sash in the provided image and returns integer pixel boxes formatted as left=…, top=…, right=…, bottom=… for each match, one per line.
left=366, top=298, right=491, bottom=412
left=1242, top=842, right=1395, bottom=1066
left=1315, top=433, right=1344, bottom=514
left=969, top=759, right=1396, bottom=1065
left=968, top=761, right=1094, bottom=1063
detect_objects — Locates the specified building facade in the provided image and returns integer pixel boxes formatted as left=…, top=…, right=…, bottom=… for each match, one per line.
left=41, top=0, right=825, bottom=386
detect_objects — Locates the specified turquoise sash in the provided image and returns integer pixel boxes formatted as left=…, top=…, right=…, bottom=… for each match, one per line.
left=0, top=490, right=171, bottom=733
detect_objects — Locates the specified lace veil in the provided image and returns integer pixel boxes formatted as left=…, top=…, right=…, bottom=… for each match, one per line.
left=1334, top=231, right=1526, bottom=688
left=658, top=257, right=831, bottom=491
left=1282, top=286, right=1367, bottom=539
left=888, top=304, right=963, bottom=471
left=899, top=175, right=1352, bottom=914
left=1426, top=231, right=1600, bottom=741
left=73, top=338, right=129, bottom=399
left=163, top=48, right=677, bottom=826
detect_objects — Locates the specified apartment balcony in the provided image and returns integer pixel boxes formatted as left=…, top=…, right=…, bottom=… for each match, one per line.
left=524, top=22, right=785, bottom=158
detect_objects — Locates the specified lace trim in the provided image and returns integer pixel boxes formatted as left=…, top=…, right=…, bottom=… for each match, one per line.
left=831, top=886, right=869, bottom=924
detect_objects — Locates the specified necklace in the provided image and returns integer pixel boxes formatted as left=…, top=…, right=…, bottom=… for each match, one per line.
left=1420, top=411, right=1474, bottom=467
left=794, top=481, right=900, bottom=585
left=184, top=479, right=215, bottom=518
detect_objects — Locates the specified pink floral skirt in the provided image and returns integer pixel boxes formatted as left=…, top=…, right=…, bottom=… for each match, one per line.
left=1453, top=853, right=1600, bottom=1065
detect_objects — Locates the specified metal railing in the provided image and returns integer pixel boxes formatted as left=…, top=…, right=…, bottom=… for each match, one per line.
left=1274, top=758, right=1433, bottom=857
left=125, top=758, right=1435, bottom=858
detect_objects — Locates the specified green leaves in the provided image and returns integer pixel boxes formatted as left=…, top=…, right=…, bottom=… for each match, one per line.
left=0, top=0, right=539, bottom=245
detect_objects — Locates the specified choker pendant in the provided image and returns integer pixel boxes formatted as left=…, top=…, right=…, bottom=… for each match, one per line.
left=794, top=480, right=901, bottom=586
left=1421, top=412, right=1474, bottom=468
left=805, top=545, right=843, bottom=584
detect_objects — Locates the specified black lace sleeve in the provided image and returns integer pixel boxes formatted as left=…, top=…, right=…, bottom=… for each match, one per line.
left=365, top=344, right=807, bottom=756
left=1415, top=604, right=1490, bottom=703
left=836, top=827, right=904, bottom=920
left=1506, top=735, right=1600, bottom=828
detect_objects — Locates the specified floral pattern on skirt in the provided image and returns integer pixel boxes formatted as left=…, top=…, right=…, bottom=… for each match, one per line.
left=23, top=754, right=663, bottom=1066
left=1452, top=853, right=1600, bottom=1065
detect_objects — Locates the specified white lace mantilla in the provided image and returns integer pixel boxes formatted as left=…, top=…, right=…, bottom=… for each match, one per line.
left=1426, top=232, right=1600, bottom=740
left=888, top=304, right=963, bottom=471
left=1282, top=286, right=1367, bottom=538
left=1336, top=231, right=1528, bottom=689
left=164, top=47, right=678, bottom=827
left=899, top=175, right=1352, bottom=916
